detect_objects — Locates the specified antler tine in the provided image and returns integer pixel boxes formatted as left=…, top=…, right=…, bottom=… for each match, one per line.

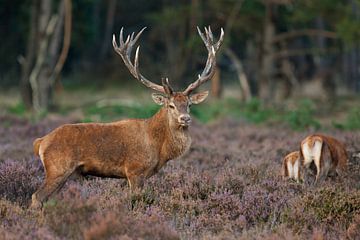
left=134, top=46, right=140, bottom=78
left=119, top=27, right=124, bottom=45
left=197, top=27, right=210, bottom=51
left=162, top=77, right=173, bottom=95
left=183, top=27, right=224, bottom=95
left=207, top=26, right=214, bottom=43
left=133, top=27, right=146, bottom=43
left=112, top=27, right=165, bottom=93
left=215, top=28, right=225, bottom=51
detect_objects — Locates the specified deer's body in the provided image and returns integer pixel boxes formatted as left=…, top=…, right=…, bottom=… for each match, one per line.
left=300, top=134, right=347, bottom=184
left=31, top=26, right=224, bottom=208
left=33, top=107, right=190, bottom=191
left=282, top=151, right=301, bottom=182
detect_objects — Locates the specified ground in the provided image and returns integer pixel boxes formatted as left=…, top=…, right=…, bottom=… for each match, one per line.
left=0, top=111, right=359, bottom=239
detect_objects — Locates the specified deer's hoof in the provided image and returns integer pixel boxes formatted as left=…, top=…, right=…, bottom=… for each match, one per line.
left=30, top=195, right=42, bottom=210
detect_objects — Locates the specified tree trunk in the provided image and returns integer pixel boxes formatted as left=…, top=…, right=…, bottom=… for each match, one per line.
left=29, top=15, right=58, bottom=112
left=225, top=47, right=252, bottom=102
left=99, top=0, right=117, bottom=60
left=259, top=3, right=276, bottom=101
left=211, top=66, right=222, bottom=98
left=27, top=0, right=72, bottom=113
left=20, top=0, right=39, bottom=109
left=29, top=0, right=54, bottom=112
left=49, top=0, right=72, bottom=92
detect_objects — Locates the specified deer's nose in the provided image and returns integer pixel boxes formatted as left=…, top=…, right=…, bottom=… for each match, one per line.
left=179, top=114, right=191, bottom=125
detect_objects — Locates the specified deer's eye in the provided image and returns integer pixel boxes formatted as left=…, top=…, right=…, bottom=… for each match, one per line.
left=169, top=104, right=175, bottom=109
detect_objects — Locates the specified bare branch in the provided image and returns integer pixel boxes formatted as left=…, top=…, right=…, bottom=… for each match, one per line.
left=272, top=29, right=337, bottom=44
left=49, top=0, right=72, bottom=86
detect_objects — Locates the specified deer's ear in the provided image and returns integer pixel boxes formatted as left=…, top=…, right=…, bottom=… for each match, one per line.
left=190, top=91, right=209, bottom=104
left=152, top=93, right=167, bottom=105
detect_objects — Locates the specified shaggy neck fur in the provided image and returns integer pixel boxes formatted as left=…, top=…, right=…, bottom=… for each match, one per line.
left=146, top=107, right=191, bottom=168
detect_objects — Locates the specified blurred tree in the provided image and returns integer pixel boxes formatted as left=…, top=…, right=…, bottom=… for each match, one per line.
left=147, top=1, right=197, bottom=88
left=1, top=0, right=360, bottom=109
left=19, top=0, right=72, bottom=112
left=99, top=0, right=117, bottom=61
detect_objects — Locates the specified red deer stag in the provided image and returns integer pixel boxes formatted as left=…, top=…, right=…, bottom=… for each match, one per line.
left=300, top=134, right=348, bottom=185
left=30, top=26, right=224, bottom=208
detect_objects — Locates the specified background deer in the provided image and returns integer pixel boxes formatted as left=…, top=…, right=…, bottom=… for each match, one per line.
left=30, top=26, right=224, bottom=208
left=282, top=151, right=301, bottom=182
left=300, top=134, right=348, bottom=185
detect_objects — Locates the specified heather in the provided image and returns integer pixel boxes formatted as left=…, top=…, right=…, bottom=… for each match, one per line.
left=0, top=115, right=359, bottom=239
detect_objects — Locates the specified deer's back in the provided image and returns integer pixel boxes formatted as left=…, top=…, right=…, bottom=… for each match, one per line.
left=38, top=120, right=154, bottom=176
left=316, top=134, right=348, bottom=170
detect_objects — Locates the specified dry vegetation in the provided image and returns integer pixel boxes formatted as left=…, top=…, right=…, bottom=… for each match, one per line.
left=0, top=114, right=359, bottom=239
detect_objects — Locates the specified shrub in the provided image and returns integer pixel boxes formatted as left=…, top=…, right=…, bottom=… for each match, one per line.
left=240, top=98, right=273, bottom=124
left=7, top=102, right=26, bottom=117
left=281, top=187, right=360, bottom=235
left=83, top=210, right=179, bottom=240
left=83, top=103, right=159, bottom=122
left=43, top=186, right=97, bottom=239
left=334, top=108, right=360, bottom=130
left=285, top=99, right=321, bottom=130
left=0, top=159, right=41, bottom=206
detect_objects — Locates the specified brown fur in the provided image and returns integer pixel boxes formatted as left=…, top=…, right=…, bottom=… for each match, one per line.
left=30, top=92, right=209, bottom=209
left=31, top=26, right=223, bottom=208
left=282, top=151, right=301, bottom=182
left=300, top=134, right=348, bottom=185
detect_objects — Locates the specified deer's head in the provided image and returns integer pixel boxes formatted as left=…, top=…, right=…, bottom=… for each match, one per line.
left=112, top=26, right=224, bottom=128
left=151, top=78, right=209, bottom=128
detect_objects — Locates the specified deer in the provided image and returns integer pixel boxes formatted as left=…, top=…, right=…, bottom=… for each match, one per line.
left=282, top=151, right=301, bottom=182
left=30, top=26, right=224, bottom=209
left=300, top=134, right=348, bottom=185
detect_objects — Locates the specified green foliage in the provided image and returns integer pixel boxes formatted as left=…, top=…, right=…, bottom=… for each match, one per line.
left=191, top=100, right=224, bottom=123
left=7, top=102, right=26, bottom=117
left=83, top=103, right=160, bottom=122
left=333, top=107, right=360, bottom=130
left=240, top=98, right=273, bottom=124
left=191, top=98, right=273, bottom=124
left=147, top=4, right=189, bottom=27
left=285, top=99, right=321, bottom=130
left=336, top=16, right=360, bottom=45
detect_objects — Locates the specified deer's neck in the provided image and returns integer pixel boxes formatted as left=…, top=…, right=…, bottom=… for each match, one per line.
left=147, top=107, right=191, bottom=163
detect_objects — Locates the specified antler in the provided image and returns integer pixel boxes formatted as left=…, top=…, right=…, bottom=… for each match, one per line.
left=183, top=26, right=224, bottom=95
left=162, top=77, right=174, bottom=95
left=112, top=27, right=165, bottom=93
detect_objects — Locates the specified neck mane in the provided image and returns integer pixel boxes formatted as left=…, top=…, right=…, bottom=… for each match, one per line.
left=146, top=107, right=191, bottom=165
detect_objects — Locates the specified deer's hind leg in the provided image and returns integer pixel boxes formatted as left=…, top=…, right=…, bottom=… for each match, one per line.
left=31, top=160, right=78, bottom=209
left=314, top=142, right=331, bottom=185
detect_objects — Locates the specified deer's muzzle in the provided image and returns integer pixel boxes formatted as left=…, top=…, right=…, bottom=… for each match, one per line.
left=178, top=114, right=191, bottom=126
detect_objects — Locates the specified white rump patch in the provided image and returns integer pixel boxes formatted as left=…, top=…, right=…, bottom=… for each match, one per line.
left=39, top=144, right=45, bottom=167
left=287, top=158, right=300, bottom=181
left=293, top=158, right=300, bottom=181
left=302, top=139, right=322, bottom=168
left=287, top=161, right=294, bottom=178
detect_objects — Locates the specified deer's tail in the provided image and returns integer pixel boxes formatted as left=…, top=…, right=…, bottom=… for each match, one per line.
left=33, top=138, right=43, bottom=157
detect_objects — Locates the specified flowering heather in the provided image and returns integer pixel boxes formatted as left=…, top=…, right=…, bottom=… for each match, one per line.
left=0, top=115, right=359, bottom=239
